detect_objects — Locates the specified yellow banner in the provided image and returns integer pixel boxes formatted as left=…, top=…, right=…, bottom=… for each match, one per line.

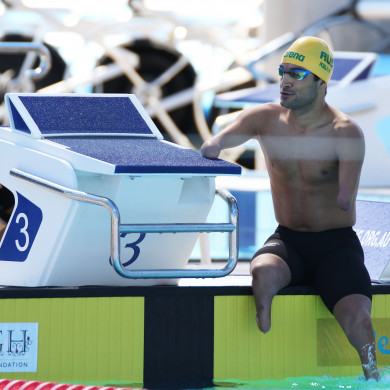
left=317, top=318, right=390, bottom=366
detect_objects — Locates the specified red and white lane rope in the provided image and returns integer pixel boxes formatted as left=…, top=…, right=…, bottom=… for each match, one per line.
left=0, top=380, right=143, bottom=390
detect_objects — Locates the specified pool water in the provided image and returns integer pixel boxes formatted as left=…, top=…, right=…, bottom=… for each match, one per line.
left=78, top=369, right=390, bottom=390
left=207, top=367, right=390, bottom=389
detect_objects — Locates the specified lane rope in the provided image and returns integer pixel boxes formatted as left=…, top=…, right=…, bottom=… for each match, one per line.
left=0, top=380, right=142, bottom=390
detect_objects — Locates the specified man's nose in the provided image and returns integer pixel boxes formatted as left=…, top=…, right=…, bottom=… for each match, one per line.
left=280, top=75, right=292, bottom=88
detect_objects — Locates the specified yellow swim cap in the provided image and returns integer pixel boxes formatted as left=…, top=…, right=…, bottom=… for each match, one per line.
left=282, top=36, right=333, bottom=82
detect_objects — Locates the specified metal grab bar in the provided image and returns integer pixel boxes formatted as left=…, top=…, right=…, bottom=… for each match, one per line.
left=120, top=222, right=236, bottom=234
left=117, top=187, right=238, bottom=278
left=0, top=42, right=52, bottom=80
left=10, top=168, right=239, bottom=279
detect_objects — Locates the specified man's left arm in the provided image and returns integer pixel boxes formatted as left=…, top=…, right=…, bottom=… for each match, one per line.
left=335, top=123, right=365, bottom=211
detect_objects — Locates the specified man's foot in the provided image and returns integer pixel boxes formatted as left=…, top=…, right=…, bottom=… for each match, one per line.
left=363, top=363, right=379, bottom=381
left=362, top=344, right=379, bottom=381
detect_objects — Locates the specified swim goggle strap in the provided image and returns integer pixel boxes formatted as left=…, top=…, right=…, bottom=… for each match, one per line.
left=278, top=66, right=312, bottom=81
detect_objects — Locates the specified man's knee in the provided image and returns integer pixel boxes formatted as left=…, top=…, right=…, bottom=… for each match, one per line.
left=344, top=310, right=373, bottom=333
left=250, top=254, right=291, bottom=286
left=333, top=294, right=374, bottom=338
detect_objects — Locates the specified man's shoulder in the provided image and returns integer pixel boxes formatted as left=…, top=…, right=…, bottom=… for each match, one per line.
left=234, top=103, right=284, bottom=136
left=329, top=106, right=363, bottom=138
left=245, top=102, right=284, bottom=118
left=261, top=102, right=284, bottom=112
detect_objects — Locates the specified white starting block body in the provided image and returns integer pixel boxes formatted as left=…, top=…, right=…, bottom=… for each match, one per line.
left=0, top=93, right=241, bottom=287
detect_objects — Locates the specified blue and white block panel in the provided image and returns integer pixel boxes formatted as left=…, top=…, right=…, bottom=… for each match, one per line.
left=0, top=93, right=241, bottom=287
left=0, top=192, right=42, bottom=262
left=5, top=93, right=163, bottom=139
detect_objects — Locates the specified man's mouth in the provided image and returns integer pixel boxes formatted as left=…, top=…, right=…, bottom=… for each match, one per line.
left=280, top=90, right=294, bottom=98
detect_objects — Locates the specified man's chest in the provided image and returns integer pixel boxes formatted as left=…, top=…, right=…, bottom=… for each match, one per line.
left=261, top=133, right=337, bottom=158
left=260, top=134, right=339, bottom=184
left=268, top=157, right=338, bottom=184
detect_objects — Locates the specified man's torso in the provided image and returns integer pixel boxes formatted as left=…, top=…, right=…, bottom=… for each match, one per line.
left=255, top=104, right=357, bottom=232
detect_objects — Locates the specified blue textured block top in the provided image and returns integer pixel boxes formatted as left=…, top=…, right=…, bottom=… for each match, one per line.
left=51, top=137, right=241, bottom=175
left=5, top=93, right=241, bottom=175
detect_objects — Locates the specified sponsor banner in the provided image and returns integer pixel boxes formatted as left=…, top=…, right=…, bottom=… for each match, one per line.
left=354, top=200, right=390, bottom=282
left=317, top=318, right=390, bottom=366
left=0, top=323, right=38, bottom=372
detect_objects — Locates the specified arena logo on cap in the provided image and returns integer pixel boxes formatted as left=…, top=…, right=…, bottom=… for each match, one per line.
left=283, top=51, right=305, bottom=62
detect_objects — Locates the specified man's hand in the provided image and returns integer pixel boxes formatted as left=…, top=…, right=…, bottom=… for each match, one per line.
left=201, top=140, right=221, bottom=159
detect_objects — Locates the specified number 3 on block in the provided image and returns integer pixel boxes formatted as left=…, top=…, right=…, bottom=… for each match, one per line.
left=0, top=192, right=43, bottom=262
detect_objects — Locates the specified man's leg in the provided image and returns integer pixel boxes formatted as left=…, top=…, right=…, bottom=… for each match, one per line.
left=333, top=294, right=379, bottom=380
left=250, top=254, right=291, bottom=333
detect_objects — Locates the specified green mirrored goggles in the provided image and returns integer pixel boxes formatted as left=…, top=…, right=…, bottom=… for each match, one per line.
left=278, top=66, right=312, bottom=80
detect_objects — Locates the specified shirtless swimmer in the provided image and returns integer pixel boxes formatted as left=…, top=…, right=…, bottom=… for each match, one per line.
left=201, top=36, right=379, bottom=380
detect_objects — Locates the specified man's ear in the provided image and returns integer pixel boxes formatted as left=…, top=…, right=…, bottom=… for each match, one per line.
left=319, top=79, right=327, bottom=90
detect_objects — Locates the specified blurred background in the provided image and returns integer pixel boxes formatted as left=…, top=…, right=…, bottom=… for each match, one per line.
left=0, top=0, right=389, bottom=167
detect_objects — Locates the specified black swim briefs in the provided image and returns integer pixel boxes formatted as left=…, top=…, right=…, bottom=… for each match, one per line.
left=252, top=225, right=372, bottom=313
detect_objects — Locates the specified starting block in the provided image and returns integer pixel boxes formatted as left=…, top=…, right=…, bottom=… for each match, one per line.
left=0, top=93, right=241, bottom=287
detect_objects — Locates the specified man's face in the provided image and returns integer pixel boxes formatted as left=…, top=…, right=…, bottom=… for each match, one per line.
left=279, top=63, right=321, bottom=112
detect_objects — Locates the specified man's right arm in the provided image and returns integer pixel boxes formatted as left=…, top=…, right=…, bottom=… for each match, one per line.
left=201, top=106, right=261, bottom=159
